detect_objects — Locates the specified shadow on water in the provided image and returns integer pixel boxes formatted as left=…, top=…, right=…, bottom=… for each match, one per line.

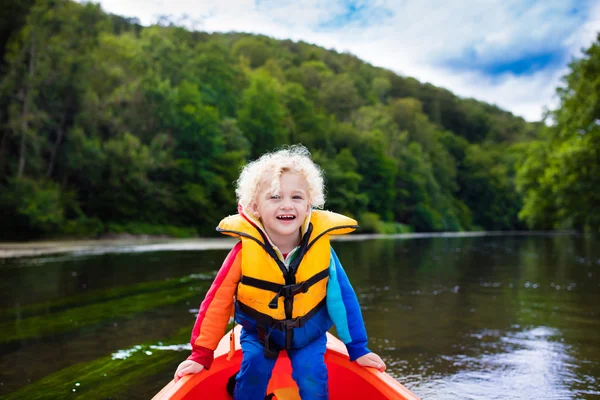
left=1, top=235, right=599, bottom=399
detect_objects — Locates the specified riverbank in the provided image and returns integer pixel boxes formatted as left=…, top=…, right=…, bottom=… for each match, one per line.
left=0, top=230, right=577, bottom=259
left=0, top=237, right=238, bottom=259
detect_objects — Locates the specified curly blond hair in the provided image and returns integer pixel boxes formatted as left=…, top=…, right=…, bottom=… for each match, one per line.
left=236, top=145, right=325, bottom=210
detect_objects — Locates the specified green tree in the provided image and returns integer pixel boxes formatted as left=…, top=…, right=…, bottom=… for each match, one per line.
left=320, top=73, right=362, bottom=120
left=191, top=42, right=246, bottom=118
left=314, top=149, right=368, bottom=216
left=281, top=82, right=325, bottom=145
left=233, top=37, right=272, bottom=69
left=0, top=177, right=64, bottom=239
left=461, top=144, right=522, bottom=230
left=238, top=71, right=288, bottom=157
left=0, top=0, right=107, bottom=179
left=372, top=76, right=391, bottom=103
left=516, top=34, right=600, bottom=232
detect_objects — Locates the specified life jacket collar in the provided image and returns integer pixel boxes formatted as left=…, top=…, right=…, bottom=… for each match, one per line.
left=217, top=206, right=359, bottom=251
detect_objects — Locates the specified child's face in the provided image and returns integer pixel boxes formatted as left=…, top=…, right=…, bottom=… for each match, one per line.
left=250, top=171, right=311, bottom=247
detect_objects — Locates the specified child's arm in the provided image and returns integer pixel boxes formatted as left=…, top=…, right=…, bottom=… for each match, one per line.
left=182, top=242, right=242, bottom=372
left=326, top=247, right=370, bottom=361
left=326, top=247, right=386, bottom=371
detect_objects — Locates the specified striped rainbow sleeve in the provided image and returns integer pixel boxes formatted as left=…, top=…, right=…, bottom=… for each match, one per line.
left=187, top=242, right=242, bottom=369
left=326, top=247, right=370, bottom=361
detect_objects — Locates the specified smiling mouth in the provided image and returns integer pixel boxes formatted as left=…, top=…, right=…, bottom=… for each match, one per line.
left=276, top=215, right=296, bottom=220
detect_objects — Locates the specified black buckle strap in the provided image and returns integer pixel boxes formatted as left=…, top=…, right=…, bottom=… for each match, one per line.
left=263, top=326, right=281, bottom=359
left=238, top=298, right=326, bottom=333
left=267, top=281, right=308, bottom=309
left=240, top=275, right=282, bottom=293
left=260, top=317, right=302, bottom=358
left=266, top=268, right=330, bottom=309
left=270, top=317, right=302, bottom=330
left=238, top=298, right=327, bottom=355
left=241, top=269, right=329, bottom=311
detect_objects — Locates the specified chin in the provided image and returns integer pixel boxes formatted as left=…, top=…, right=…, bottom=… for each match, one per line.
left=280, top=226, right=302, bottom=236
left=279, top=228, right=299, bottom=236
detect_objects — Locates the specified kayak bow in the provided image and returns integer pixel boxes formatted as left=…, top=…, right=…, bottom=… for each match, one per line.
left=153, top=325, right=420, bottom=400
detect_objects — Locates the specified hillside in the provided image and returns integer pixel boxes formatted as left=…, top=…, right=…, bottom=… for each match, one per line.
left=0, top=0, right=548, bottom=239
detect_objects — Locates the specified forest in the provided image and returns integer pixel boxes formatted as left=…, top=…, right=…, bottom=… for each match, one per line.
left=0, top=0, right=598, bottom=240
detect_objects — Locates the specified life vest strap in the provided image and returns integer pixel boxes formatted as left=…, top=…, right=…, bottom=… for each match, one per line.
left=240, top=275, right=282, bottom=293
left=240, top=268, right=330, bottom=309
left=238, top=298, right=327, bottom=358
left=237, top=297, right=327, bottom=335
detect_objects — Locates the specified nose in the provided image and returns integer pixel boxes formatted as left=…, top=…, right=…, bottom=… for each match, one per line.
left=280, top=198, right=293, bottom=210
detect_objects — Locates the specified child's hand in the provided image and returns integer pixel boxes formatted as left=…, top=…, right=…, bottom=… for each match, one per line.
left=355, top=352, right=386, bottom=372
left=174, top=360, right=205, bottom=382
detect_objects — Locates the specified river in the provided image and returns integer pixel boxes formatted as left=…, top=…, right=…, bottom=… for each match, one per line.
left=0, top=234, right=599, bottom=399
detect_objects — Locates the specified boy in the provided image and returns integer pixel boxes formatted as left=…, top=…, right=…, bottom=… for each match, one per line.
left=174, top=145, right=386, bottom=399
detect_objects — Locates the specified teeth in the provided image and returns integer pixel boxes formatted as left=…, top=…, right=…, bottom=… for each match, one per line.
left=277, top=215, right=295, bottom=220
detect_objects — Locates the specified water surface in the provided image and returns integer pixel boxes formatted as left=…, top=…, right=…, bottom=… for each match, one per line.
left=1, top=234, right=599, bottom=399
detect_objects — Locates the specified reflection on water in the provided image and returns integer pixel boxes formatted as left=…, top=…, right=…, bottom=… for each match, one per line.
left=413, top=326, right=576, bottom=400
left=332, top=235, right=600, bottom=399
left=0, top=235, right=599, bottom=399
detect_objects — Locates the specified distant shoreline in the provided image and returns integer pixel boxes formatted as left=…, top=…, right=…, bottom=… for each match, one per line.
left=0, top=230, right=578, bottom=259
left=0, top=237, right=237, bottom=259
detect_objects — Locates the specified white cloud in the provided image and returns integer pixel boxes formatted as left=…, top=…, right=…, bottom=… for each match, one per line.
left=90, top=0, right=600, bottom=122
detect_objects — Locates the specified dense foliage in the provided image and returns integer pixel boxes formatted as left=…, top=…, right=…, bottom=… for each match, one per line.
left=2, top=0, right=593, bottom=240
left=516, top=34, right=600, bottom=233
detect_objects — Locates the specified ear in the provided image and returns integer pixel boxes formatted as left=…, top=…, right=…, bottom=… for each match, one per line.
left=249, top=201, right=261, bottom=218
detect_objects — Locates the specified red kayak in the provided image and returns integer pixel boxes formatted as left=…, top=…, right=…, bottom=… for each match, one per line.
left=153, top=325, right=420, bottom=400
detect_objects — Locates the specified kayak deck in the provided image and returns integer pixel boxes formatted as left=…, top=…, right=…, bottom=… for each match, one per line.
left=153, top=326, right=420, bottom=400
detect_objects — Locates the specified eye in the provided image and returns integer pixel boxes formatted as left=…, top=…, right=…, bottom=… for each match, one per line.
left=270, top=195, right=281, bottom=200
left=293, top=195, right=303, bottom=200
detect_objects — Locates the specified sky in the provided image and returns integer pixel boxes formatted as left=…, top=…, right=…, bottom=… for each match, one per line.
left=91, top=0, right=600, bottom=122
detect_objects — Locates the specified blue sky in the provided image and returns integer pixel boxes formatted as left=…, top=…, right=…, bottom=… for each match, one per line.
left=92, top=0, right=599, bottom=121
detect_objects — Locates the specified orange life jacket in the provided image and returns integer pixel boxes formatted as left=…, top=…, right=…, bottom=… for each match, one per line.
left=217, top=210, right=357, bottom=351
